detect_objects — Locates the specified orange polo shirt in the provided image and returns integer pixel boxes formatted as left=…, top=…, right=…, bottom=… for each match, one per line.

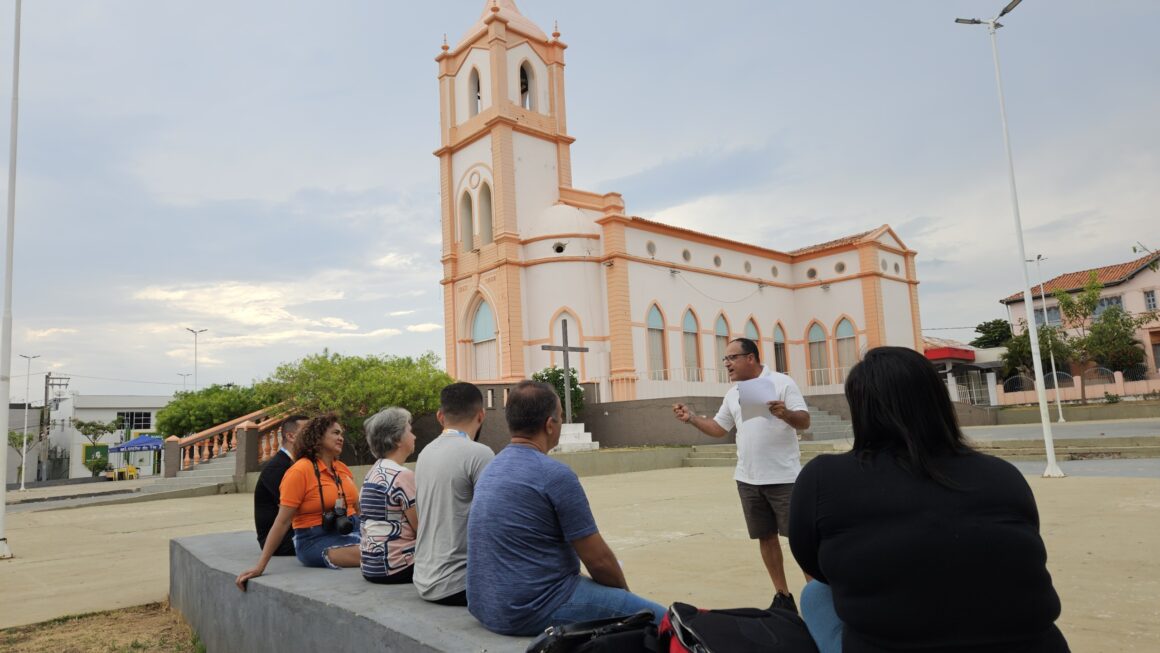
left=279, top=458, right=360, bottom=529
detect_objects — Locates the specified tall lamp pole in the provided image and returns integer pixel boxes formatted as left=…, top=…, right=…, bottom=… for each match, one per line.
left=17, top=353, right=38, bottom=490
left=1028, top=255, right=1066, bottom=422
left=0, top=0, right=25, bottom=559
left=956, top=0, right=1064, bottom=477
left=177, top=372, right=191, bottom=392
left=185, top=328, right=207, bottom=391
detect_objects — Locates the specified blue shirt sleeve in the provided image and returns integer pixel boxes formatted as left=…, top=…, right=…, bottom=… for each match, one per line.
left=544, top=464, right=598, bottom=542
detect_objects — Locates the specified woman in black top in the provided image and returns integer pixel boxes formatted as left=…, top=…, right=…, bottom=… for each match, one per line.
left=788, top=347, right=1068, bottom=653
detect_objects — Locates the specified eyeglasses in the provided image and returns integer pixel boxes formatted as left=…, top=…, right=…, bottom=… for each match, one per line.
left=721, top=353, right=751, bottom=363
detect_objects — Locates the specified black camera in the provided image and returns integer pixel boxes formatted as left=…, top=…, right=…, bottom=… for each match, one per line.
left=322, top=503, right=354, bottom=535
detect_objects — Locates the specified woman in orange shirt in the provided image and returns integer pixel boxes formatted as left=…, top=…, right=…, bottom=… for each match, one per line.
left=236, top=414, right=361, bottom=590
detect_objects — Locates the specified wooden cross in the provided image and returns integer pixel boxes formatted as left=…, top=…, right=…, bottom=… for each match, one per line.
left=540, top=319, right=589, bottom=424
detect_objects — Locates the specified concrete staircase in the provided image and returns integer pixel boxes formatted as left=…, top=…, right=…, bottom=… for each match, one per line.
left=140, top=451, right=239, bottom=495
left=800, top=407, right=853, bottom=441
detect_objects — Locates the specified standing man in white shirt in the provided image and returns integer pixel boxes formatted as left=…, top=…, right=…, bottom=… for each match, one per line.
left=673, top=337, right=810, bottom=614
left=414, top=382, right=494, bottom=606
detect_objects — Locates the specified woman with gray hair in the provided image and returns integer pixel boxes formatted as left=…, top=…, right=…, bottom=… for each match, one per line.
left=359, top=406, right=419, bottom=584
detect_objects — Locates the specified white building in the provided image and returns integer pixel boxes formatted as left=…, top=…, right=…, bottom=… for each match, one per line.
left=49, top=394, right=172, bottom=479
left=436, top=1, right=923, bottom=401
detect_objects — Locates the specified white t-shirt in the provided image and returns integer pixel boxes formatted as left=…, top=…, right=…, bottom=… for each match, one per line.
left=713, top=366, right=808, bottom=485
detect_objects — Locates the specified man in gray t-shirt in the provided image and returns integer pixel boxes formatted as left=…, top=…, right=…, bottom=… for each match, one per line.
left=414, top=382, right=494, bottom=605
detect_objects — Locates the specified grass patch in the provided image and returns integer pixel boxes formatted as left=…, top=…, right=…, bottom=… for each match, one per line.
left=0, top=601, right=202, bottom=653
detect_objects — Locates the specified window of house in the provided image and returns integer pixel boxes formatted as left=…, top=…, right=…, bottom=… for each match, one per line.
left=646, top=241, right=656, bottom=257
left=835, top=319, right=857, bottom=382
left=808, top=323, right=830, bottom=385
left=682, top=249, right=691, bottom=262
left=835, top=262, right=846, bottom=274
left=1094, top=295, right=1123, bottom=317
left=714, top=315, right=730, bottom=382
left=1033, top=306, right=1062, bottom=328
left=478, top=183, right=493, bottom=244
left=468, top=68, right=482, bottom=117
left=745, top=319, right=759, bottom=342
left=771, top=266, right=779, bottom=278
left=519, top=62, right=535, bottom=110
left=117, top=411, right=152, bottom=431
left=647, top=305, right=667, bottom=380
left=682, top=310, right=701, bottom=382
left=806, top=268, right=817, bottom=279
left=773, top=325, right=787, bottom=373
left=744, top=261, right=752, bottom=273
left=894, top=262, right=901, bottom=274
left=1146, top=290, right=1157, bottom=311
left=472, top=301, right=498, bottom=379
left=459, top=192, right=474, bottom=252
left=713, top=255, right=722, bottom=268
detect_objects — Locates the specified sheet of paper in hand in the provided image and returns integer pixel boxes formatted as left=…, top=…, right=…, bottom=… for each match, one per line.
left=737, top=376, right=783, bottom=423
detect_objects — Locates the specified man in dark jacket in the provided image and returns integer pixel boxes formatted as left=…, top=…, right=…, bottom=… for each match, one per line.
left=253, top=415, right=308, bottom=555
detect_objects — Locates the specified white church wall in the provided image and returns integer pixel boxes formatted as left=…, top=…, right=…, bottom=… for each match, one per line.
left=789, top=280, right=865, bottom=340
left=881, top=279, right=915, bottom=347
left=513, top=132, right=561, bottom=235
left=875, top=250, right=908, bottom=278
left=453, top=48, right=493, bottom=125
left=521, top=260, right=609, bottom=380
left=506, top=42, right=550, bottom=113
left=790, top=251, right=858, bottom=286
left=450, top=135, right=493, bottom=193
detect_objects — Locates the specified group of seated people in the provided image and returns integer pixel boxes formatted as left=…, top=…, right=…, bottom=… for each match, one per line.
left=237, top=380, right=663, bottom=636
left=236, top=349, right=1069, bottom=652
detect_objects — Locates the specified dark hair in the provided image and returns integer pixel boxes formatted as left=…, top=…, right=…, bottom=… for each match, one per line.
left=729, top=337, right=761, bottom=364
left=280, top=414, right=309, bottom=444
left=844, top=347, right=972, bottom=486
left=505, top=380, right=559, bottom=436
left=441, top=382, right=484, bottom=422
left=294, top=413, right=341, bottom=461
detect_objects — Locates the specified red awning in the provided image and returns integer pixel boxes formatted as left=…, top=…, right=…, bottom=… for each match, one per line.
left=924, top=347, right=976, bottom=362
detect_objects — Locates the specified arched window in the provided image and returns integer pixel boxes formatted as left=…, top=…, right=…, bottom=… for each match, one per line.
left=835, top=319, right=857, bottom=382
left=714, top=315, right=730, bottom=382
left=478, top=183, right=493, bottom=245
left=519, top=62, right=535, bottom=111
left=773, top=325, right=788, bottom=373
left=459, top=192, right=474, bottom=252
left=468, top=68, right=482, bottom=117
left=471, top=301, right=498, bottom=379
left=682, top=310, right=701, bottom=382
left=744, top=319, right=759, bottom=341
left=647, top=305, right=667, bottom=380
left=808, top=323, right=830, bottom=386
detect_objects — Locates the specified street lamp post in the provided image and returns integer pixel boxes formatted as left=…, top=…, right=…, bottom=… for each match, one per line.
left=17, top=353, right=38, bottom=490
left=956, top=0, right=1064, bottom=477
left=185, top=328, right=207, bottom=391
left=1028, top=255, right=1066, bottom=423
left=177, top=372, right=191, bottom=392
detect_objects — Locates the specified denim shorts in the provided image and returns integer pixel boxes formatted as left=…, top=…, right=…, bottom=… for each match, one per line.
left=293, top=516, right=361, bottom=569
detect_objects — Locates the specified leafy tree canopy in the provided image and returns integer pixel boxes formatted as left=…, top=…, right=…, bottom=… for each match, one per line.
left=969, top=319, right=1013, bottom=348
left=71, top=418, right=121, bottom=446
left=531, top=366, right=585, bottom=421
left=1001, top=321, right=1072, bottom=377
left=155, top=384, right=265, bottom=437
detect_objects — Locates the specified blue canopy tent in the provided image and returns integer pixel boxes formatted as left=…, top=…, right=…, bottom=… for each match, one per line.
left=109, top=435, right=163, bottom=478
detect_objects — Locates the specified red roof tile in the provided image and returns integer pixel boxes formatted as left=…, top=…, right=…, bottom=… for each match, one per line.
left=1001, top=252, right=1160, bottom=303
left=789, top=229, right=876, bottom=256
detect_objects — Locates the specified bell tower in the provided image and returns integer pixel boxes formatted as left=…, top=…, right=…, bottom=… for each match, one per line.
left=436, top=0, right=575, bottom=381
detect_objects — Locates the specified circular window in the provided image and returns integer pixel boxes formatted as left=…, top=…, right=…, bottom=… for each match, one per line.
left=646, top=241, right=656, bottom=256
left=744, top=261, right=752, bottom=273
left=713, top=255, right=722, bottom=268
left=807, top=268, right=817, bottom=280
left=771, top=266, right=779, bottom=278
left=880, top=259, right=888, bottom=271
left=682, top=249, right=691, bottom=262
left=835, top=262, right=846, bottom=274
left=894, top=262, right=901, bottom=274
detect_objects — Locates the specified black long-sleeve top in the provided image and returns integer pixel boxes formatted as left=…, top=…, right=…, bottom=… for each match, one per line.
left=789, top=450, right=1069, bottom=653
left=254, top=449, right=295, bottom=556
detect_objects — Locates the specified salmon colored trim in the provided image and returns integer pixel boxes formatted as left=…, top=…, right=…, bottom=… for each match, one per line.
left=601, top=218, right=637, bottom=400
left=858, top=245, right=886, bottom=349
left=436, top=113, right=575, bottom=157
left=559, top=188, right=625, bottom=213
left=598, top=214, right=793, bottom=262
left=520, top=232, right=601, bottom=245
left=906, top=253, right=924, bottom=350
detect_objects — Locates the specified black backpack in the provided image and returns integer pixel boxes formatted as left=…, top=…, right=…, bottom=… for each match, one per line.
left=526, top=609, right=658, bottom=653
left=659, top=603, right=819, bottom=653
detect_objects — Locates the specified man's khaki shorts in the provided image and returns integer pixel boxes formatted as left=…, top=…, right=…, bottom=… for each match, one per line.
left=736, top=481, right=794, bottom=539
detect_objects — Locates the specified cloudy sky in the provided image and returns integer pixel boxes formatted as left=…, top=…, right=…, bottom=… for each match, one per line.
left=0, top=0, right=1156, bottom=399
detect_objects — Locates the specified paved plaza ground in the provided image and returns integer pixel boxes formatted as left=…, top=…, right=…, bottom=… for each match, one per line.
left=2, top=462, right=1158, bottom=651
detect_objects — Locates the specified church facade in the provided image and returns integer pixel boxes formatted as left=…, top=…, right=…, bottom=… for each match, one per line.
left=436, top=1, right=922, bottom=402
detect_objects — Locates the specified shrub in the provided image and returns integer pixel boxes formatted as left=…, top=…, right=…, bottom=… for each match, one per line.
left=1103, top=392, right=1121, bottom=404
left=531, top=366, right=584, bottom=421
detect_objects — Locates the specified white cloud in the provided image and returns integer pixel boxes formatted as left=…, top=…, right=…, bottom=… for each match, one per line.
left=26, top=327, right=79, bottom=341
left=406, top=323, right=443, bottom=333
left=388, top=310, right=415, bottom=317
left=373, top=253, right=417, bottom=270
left=134, top=280, right=346, bottom=327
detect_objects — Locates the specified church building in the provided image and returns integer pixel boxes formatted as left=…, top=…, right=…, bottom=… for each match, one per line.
left=436, top=1, right=922, bottom=402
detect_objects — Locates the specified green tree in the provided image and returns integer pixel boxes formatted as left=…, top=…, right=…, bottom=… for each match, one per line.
left=969, top=319, right=1013, bottom=348
left=255, top=350, right=453, bottom=463
left=155, top=384, right=265, bottom=437
left=1087, top=306, right=1147, bottom=371
left=8, top=430, right=45, bottom=485
left=531, top=366, right=584, bottom=421
left=71, top=417, right=121, bottom=447
left=1000, top=321, right=1072, bottom=378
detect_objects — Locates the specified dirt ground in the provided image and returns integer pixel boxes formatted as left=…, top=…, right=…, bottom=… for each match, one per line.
left=0, top=602, right=200, bottom=653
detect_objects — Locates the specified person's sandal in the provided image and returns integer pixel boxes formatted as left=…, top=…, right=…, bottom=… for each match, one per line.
left=769, top=591, right=798, bottom=615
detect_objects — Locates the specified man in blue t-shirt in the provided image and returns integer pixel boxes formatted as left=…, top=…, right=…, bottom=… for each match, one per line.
left=467, top=381, right=666, bottom=636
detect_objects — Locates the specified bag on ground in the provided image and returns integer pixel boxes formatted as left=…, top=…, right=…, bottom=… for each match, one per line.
left=526, top=609, right=658, bottom=653
left=658, top=602, right=819, bottom=653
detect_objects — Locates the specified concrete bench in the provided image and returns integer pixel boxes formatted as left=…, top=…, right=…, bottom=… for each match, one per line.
left=170, top=531, right=532, bottom=652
